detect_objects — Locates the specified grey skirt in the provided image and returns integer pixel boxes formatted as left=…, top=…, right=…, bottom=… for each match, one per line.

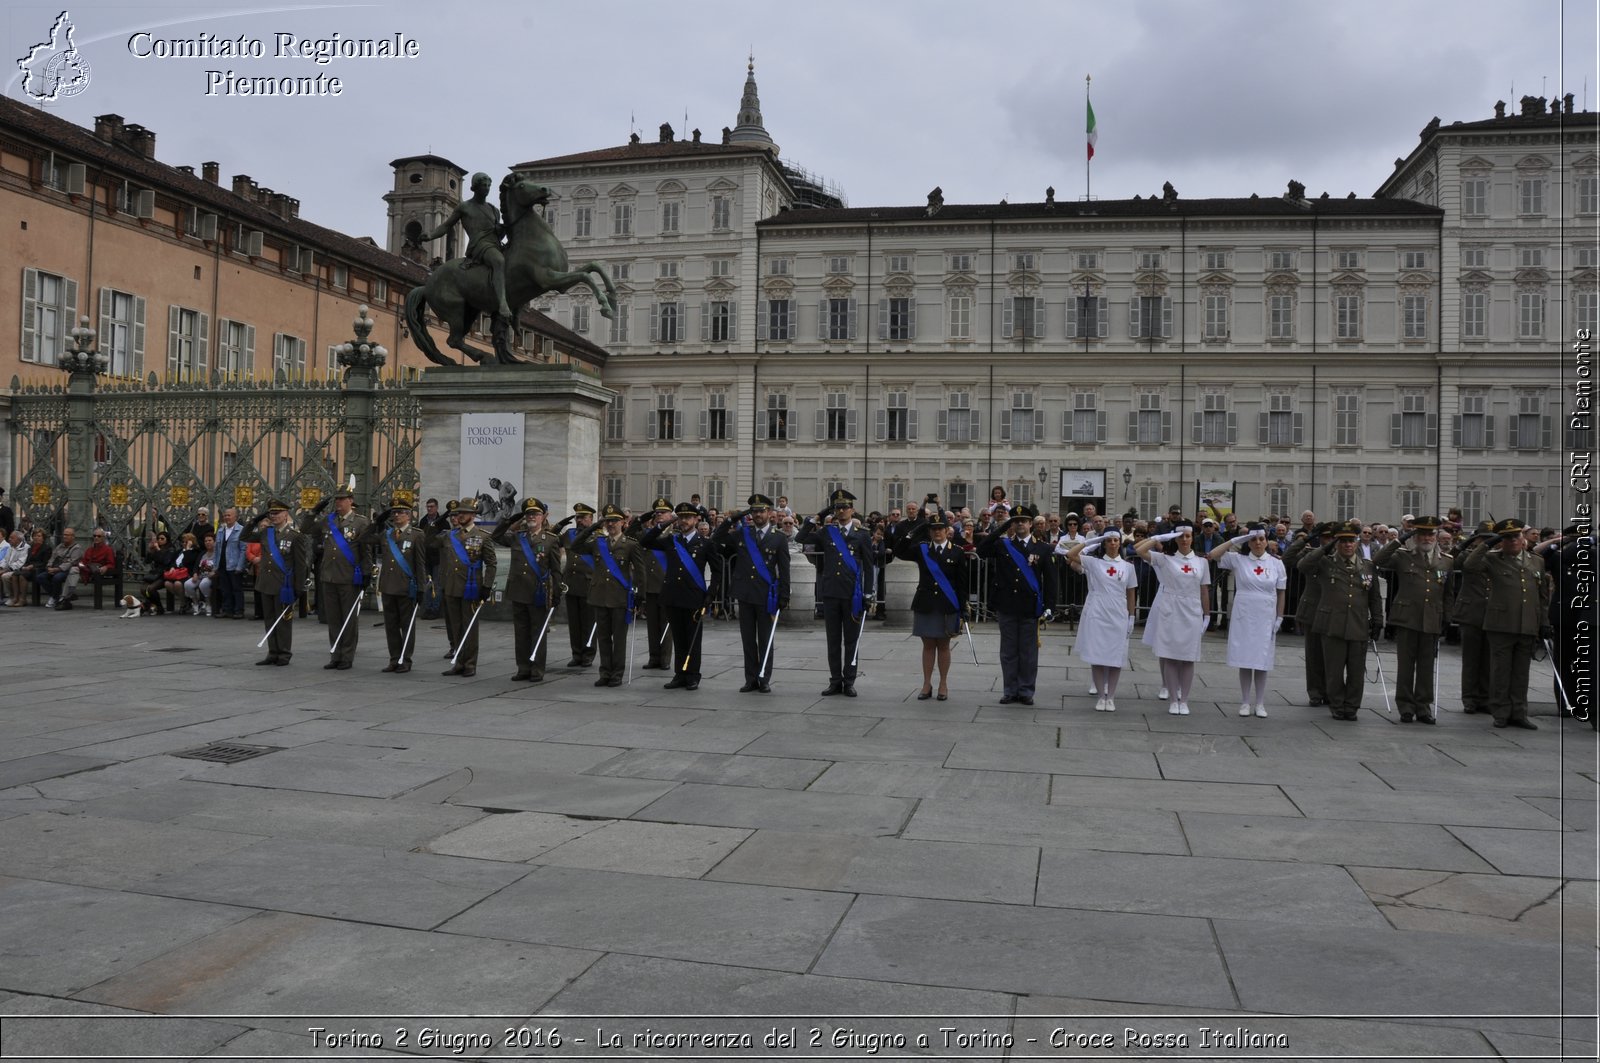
left=912, top=609, right=961, bottom=639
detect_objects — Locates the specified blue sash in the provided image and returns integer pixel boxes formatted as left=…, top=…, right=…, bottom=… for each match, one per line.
left=673, top=536, right=708, bottom=594
left=565, top=528, right=595, bottom=571
left=448, top=532, right=482, bottom=600
left=266, top=527, right=295, bottom=605
left=742, top=525, right=780, bottom=613
left=649, top=548, right=669, bottom=579
left=385, top=529, right=418, bottom=599
left=920, top=543, right=961, bottom=612
left=1002, top=536, right=1044, bottom=617
left=596, top=536, right=634, bottom=623
left=326, top=514, right=363, bottom=586
left=827, top=525, right=865, bottom=617
left=517, top=533, right=548, bottom=608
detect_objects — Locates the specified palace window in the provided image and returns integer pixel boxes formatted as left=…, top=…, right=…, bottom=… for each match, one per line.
left=1002, top=388, right=1041, bottom=444
left=1069, top=295, right=1107, bottom=338
left=701, top=388, right=731, bottom=441
left=605, top=399, right=625, bottom=441
left=939, top=388, right=978, bottom=443
left=21, top=268, right=77, bottom=365
left=99, top=288, right=146, bottom=376
left=1261, top=391, right=1300, bottom=447
left=573, top=205, right=592, bottom=238
left=167, top=306, right=208, bottom=376
left=948, top=253, right=973, bottom=273
left=1518, top=291, right=1545, bottom=339
left=659, top=201, right=681, bottom=234
left=1065, top=391, right=1105, bottom=445
left=1509, top=391, right=1550, bottom=450
left=1335, top=250, right=1362, bottom=270
left=820, top=388, right=855, bottom=442
left=711, top=194, right=731, bottom=231
left=1268, top=294, right=1294, bottom=340
left=823, top=297, right=856, bottom=341
left=650, top=301, right=683, bottom=344
left=1462, top=291, right=1487, bottom=339
left=1455, top=391, right=1490, bottom=449
left=947, top=289, right=973, bottom=341
left=1130, top=295, right=1172, bottom=339
left=1131, top=390, right=1168, bottom=445
left=1195, top=389, right=1233, bottom=446
left=704, top=300, right=734, bottom=343
left=1203, top=294, right=1228, bottom=340
left=879, top=388, right=914, bottom=442
left=272, top=332, right=305, bottom=375
left=1401, top=250, right=1428, bottom=270
left=880, top=297, right=915, bottom=341
left=649, top=390, right=678, bottom=441
left=611, top=201, right=633, bottom=237
left=762, top=298, right=795, bottom=341
left=1393, top=390, right=1433, bottom=449
left=1402, top=295, right=1427, bottom=340
left=760, top=391, right=792, bottom=441
left=609, top=301, right=629, bottom=344
left=887, top=254, right=911, bottom=274
left=1579, top=173, right=1599, bottom=216
left=1335, top=294, right=1362, bottom=340
left=1005, top=296, right=1043, bottom=339
left=1462, top=177, right=1488, bottom=216
left=1461, top=246, right=1487, bottom=268
left=1334, top=389, right=1361, bottom=446
left=1519, top=174, right=1547, bottom=215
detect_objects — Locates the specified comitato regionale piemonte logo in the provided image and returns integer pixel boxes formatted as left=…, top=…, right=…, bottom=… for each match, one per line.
left=17, top=11, right=93, bottom=102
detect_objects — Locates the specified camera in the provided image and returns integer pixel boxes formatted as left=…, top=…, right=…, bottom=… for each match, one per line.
left=925, top=493, right=938, bottom=503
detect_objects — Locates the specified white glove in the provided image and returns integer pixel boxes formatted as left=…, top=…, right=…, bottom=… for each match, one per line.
left=1228, top=533, right=1254, bottom=547
left=1272, top=616, right=1283, bottom=633
left=1126, top=614, right=1136, bottom=634
left=1201, top=616, right=1212, bottom=631
left=1153, top=530, right=1184, bottom=543
left=1082, top=534, right=1107, bottom=549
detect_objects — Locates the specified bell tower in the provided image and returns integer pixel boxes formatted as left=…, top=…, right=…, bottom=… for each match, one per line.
left=383, top=154, right=468, bottom=263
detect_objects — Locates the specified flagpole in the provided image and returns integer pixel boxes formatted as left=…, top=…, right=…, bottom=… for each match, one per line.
left=1085, top=74, right=1092, bottom=202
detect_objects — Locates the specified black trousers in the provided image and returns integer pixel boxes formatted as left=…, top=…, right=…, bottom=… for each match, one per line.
left=996, top=611, right=1040, bottom=697
left=644, top=594, right=671, bottom=666
left=1303, top=629, right=1326, bottom=700
left=444, top=595, right=483, bottom=668
left=261, top=596, right=294, bottom=661
left=739, top=604, right=778, bottom=684
left=1394, top=627, right=1439, bottom=717
left=1319, top=635, right=1367, bottom=714
left=566, top=594, right=595, bottom=663
left=821, top=596, right=864, bottom=682
left=593, top=604, right=630, bottom=681
left=322, top=581, right=361, bottom=665
left=511, top=598, right=554, bottom=677
left=1458, top=622, right=1492, bottom=712
left=382, top=592, right=420, bottom=664
left=1485, top=630, right=1534, bottom=724
left=666, top=603, right=704, bottom=678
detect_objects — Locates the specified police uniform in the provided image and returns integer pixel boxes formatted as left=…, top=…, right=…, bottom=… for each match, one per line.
left=1282, top=526, right=1330, bottom=705
left=432, top=498, right=498, bottom=677
left=976, top=507, right=1052, bottom=704
left=795, top=489, right=874, bottom=696
left=356, top=492, right=431, bottom=673
left=1297, top=522, right=1384, bottom=720
left=241, top=499, right=310, bottom=666
left=1463, top=519, right=1552, bottom=729
left=571, top=504, right=645, bottom=686
left=299, top=486, right=371, bottom=669
left=712, top=494, right=792, bottom=692
left=1450, top=521, right=1494, bottom=714
left=629, top=498, right=674, bottom=670
left=559, top=503, right=597, bottom=668
left=492, top=496, right=562, bottom=681
left=639, top=503, right=715, bottom=689
left=1374, top=516, right=1449, bottom=723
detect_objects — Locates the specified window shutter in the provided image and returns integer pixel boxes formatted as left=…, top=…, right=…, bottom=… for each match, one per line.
left=727, top=303, right=737, bottom=343
left=1484, top=415, right=1495, bottom=449
left=98, top=287, right=112, bottom=354
left=698, top=409, right=708, bottom=440
left=1001, top=300, right=1014, bottom=338
left=757, top=300, right=768, bottom=340
left=1226, top=411, right=1238, bottom=445
left=818, top=301, right=828, bottom=339
left=906, top=408, right=918, bottom=441
left=878, top=299, right=888, bottom=340
left=907, top=301, right=916, bottom=339
left=814, top=409, right=826, bottom=441
left=785, top=307, right=797, bottom=342
left=167, top=304, right=180, bottom=375
left=1061, top=410, right=1073, bottom=443
left=1096, top=297, right=1107, bottom=338
left=700, top=304, right=710, bottom=342
left=1161, top=411, right=1173, bottom=443
left=1390, top=414, right=1404, bottom=447
left=848, top=299, right=858, bottom=340
left=1162, top=296, right=1173, bottom=338
left=243, top=324, right=255, bottom=374
left=647, top=409, right=659, bottom=441
left=999, top=409, right=1012, bottom=442
left=1291, top=411, right=1304, bottom=445
left=1451, top=415, right=1461, bottom=446
left=1258, top=412, right=1270, bottom=444
left=756, top=408, right=768, bottom=438
left=937, top=410, right=948, bottom=442
left=1541, top=414, right=1554, bottom=449
left=1129, top=299, right=1141, bottom=339
left=971, top=410, right=981, bottom=440
left=63, top=278, right=78, bottom=333
left=1127, top=412, right=1138, bottom=444
left=21, top=268, right=39, bottom=362
left=846, top=408, right=859, bottom=441
left=1064, top=298, right=1076, bottom=338
left=1192, top=412, right=1204, bottom=444
left=1425, top=413, right=1439, bottom=448
left=648, top=303, right=659, bottom=343
left=1096, top=410, right=1108, bottom=444
left=1036, top=300, right=1047, bottom=339
left=785, top=408, right=797, bottom=440
left=195, top=313, right=209, bottom=374
left=874, top=409, right=887, bottom=441
left=1033, top=409, right=1045, bottom=441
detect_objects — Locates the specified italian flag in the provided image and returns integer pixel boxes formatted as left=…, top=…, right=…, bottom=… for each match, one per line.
left=1086, top=98, right=1097, bottom=161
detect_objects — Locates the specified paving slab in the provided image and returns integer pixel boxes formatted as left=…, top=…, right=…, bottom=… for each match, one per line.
left=1181, top=811, right=1498, bottom=872
left=1520, top=796, right=1597, bottom=830
left=806, top=761, right=1050, bottom=803
left=1282, top=785, right=1567, bottom=829
left=945, top=743, right=1162, bottom=779
left=193, top=1027, right=419, bottom=1059
left=1154, top=752, right=1397, bottom=788
left=421, top=810, right=609, bottom=861
left=586, top=748, right=829, bottom=790
left=1364, top=763, right=1590, bottom=799
left=357, top=732, right=629, bottom=774
left=126, top=837, right=532, bottom=930
left=190, top=749, right=456, bottom=798
left=444, top=769, right=679, bottom=817
left=1445, top=824, right=1600, bottom=879
left=681, top=708, right=878, bottom=734
left=15, top=755, right=227, bottom=802
left=738, top=732, right=956, bottom=763
left=440, top=865, right=853, bottom=972
left=533, top=820, right=750, bottom=878
left=814, top=895, right=1235, bottom=1007
left=0, top=1002, right=246, bottom=1061
left=546, top=720, right=768, bottom=754
left=78, top=909, right=599, bottom=1017
left=0, top=811, right=264, bottom=891
left=707, top=829, right=1038, bottom=904
left=634, top=781, right=913, bottom=836
left=0, top=753, right=115, bottom=789
left=904, top=799, right=1187, bottom=854
left=1049, top=775, right=1300, bottom=817
left=0, top=877, right=252, bottom=996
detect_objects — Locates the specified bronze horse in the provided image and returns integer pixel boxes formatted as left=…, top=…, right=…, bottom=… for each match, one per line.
left=404, top=178, right=618, bottom=365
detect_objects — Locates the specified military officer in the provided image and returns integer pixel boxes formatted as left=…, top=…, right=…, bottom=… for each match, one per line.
left=570, top=503, right=645, bottom=687
left=492, top=496, right=562, bottom=682
left=640, top=502, right=716, bottom=690
left=796, top=488, right=874, bottom=697
left=241, top=498, right=310, bottom=666
left=1463, top=518, right=1553, bottom=729
left=976, top=505, right=1052, bottom=705
left=1297, top=521, right=1385, bottom=721
left=434, top=497, right=498, bottom=677
left=629, top=498, right=675, bottom=670
left=1282, top=522, right=1332, bottom=706
left=1375, top=515, right=1449, bottom=723
left=557, top=503, right=597, bottom=669
left=711, top=494, right=791, bottom=693
left=1450, top=521, right=1495, bottom=715
left=356, top=491, right=430, bottom=673
left=298, top=484, right=371, bottom=670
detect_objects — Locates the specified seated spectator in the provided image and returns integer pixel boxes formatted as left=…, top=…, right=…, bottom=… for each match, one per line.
left=37, top=526, right=88, bottom=608
left=142, top=531, right=178, bottom=614
left=16, top=529, right=50, bottom=603
left=184, top=532, right=217, bottom=616
left=78, top=528, right=118, bottom=594
left=1, top=530, right=29, bottom=605
left=164, top=532, right=204, bottom=612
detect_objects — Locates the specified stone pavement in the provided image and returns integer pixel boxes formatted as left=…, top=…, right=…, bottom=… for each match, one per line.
left=0, top=606, right=1594, bottom=1062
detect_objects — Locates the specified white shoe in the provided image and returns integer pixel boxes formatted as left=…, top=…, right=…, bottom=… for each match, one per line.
left=1159, top=686, right=1169, bottom=700
left=1168, top=703, right=1181, bottom=715
left=45, top=597, right=56, bottom=609
left=1088, top=682, right=1098, bottom=695
left=1094, top=696, right=1107, bottom=712
left=1240, top=703, right=1253, bottom=717
left=1254, top=705, right=1268, bottom=718
left=1104, top=697, right=1117, bottom=712
left=1178, top=702, right=1191, bottom=715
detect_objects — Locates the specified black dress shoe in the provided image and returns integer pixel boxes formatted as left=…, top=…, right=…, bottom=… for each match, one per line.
left=594, top=678, right=611, bottom=686
left=323, top=660, right=341, bottom=670
left=442, top=666, right=464, bottom=676
left=664, top=675, right=688, bottom=690
left=841, top=683, right=856, bottom=697
left=684, top=680, right=700, bottom=691
left=512, top=671, right=532, bottom=682
left=916, top=688, right=933, bottom=700
left=1415, top=714, right=1436, bottom=725
left=255, top=657, right=276, bottom=666
left=1492, top=719, right=1510, bottom=728
left=740, top=681, right=760, bottom=693
left=757, top=681, right=771, bottom=693
left=382, top=663, right=399, bottom=673
left=606, top=678, right=624, bottom=687
left=458, top=667, right=476, bottom=677
left=272, top=658, right=290, bottom=666
left=395, top=663, right=411, bottom=674
left=821, top=681, right=843, bottom=696
left=1507, top=718, right=1539, bottom=730
left=998, top=695, right=1018, bottom=705
left=1399, top=714, right=1414, bottom=723
left=566, top=658, right=585, bottom=667
left=334, top=661, right=352, bottom=670
left=1463, top=706, right=1485, bottom=714
left=1019, top=696, right=1034, bottom=706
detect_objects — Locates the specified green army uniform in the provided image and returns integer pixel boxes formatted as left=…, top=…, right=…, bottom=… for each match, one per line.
left=1463, top=520, right=1553, bottom=729
left=1282, top=528, right=1328, bottom=705
left=357, top=493, right=430, bottom=673
left=560, top=503, right=597, bottom=668
left=571, top=504, right=646, bottom=687
left=630, top=498, right=674, bottom=669
left=492, top=497, right=563, bottom=681
left=1450, top=521, right=1494, bottom=714
left=1374, top=516, right=1449, bottom=723
left=241, top=500, right=311, bottom=666
left=1298, top=522, right=1385, bottom=721
left=433, top=498, right=498, bottom=677
left=299, top=486, right=371, bottom=670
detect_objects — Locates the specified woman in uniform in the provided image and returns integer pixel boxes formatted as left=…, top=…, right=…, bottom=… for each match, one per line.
left=1208, top=527, right=1286, bottom=718
left=1061, top=529, right=1137, bottom=711
left=894, top=505, right=967, bottom=700
left=1136, top=524, right=1211, bottom=715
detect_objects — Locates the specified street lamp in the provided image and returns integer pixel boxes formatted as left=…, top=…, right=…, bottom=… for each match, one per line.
left=1122, top=467, right=1132, bottom=501
left=1037, top=466, right=1048, bottom=508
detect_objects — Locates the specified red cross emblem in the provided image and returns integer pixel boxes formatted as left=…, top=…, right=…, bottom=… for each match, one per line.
left=1181, top=564, right=1193, bottom=574
left=1106, top=567, right=1117, bottom=577
left=1254, top=566, right=1265, bottom=576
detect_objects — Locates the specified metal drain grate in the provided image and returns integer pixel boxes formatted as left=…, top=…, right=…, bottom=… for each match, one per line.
left=170, top=742, right=282, bottom=764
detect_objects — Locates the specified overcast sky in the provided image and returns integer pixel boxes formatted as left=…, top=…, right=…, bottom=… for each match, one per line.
left=7, top=1, right=1596, bottom=243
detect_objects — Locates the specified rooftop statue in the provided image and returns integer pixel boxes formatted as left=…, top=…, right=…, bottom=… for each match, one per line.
left=403, top=174, right=618, bottom=365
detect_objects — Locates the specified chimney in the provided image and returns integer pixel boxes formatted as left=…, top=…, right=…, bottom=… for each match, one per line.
left=659, top=122, right=674, bottom=143
left=691, top=128, right=702, bottom=143
left=1045, top=186, right=1056, bottom=207
left=926, top=186, right=943, bottom=215
left=175, top=165, right=194, bottom=176
left=1494, top=100, right=1506, bottom=119
left=93, top=114, right=125, bottom=141
left=255, top=186, right=274, bottom=207
left=202, top=161, right=219, bottom=184
left=122, top=124, right=156, bottom=158
left=283, top=195, right=299, bottom=219
left=232, top=174, right=257, bottom=198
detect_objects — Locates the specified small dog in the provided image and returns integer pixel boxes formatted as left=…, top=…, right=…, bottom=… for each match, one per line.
left=118, top=594, right=143, bottom=619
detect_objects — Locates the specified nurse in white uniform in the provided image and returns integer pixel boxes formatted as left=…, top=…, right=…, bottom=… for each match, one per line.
left=1060, top=531, right=1138, bottom=711
left=1135, top=525, right=1211, bottom=715
left=1208, top=527, right=1287, bottom=718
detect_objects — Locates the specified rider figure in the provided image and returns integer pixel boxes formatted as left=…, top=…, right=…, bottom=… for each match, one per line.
left=414, top=172, right=513, bottom=321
